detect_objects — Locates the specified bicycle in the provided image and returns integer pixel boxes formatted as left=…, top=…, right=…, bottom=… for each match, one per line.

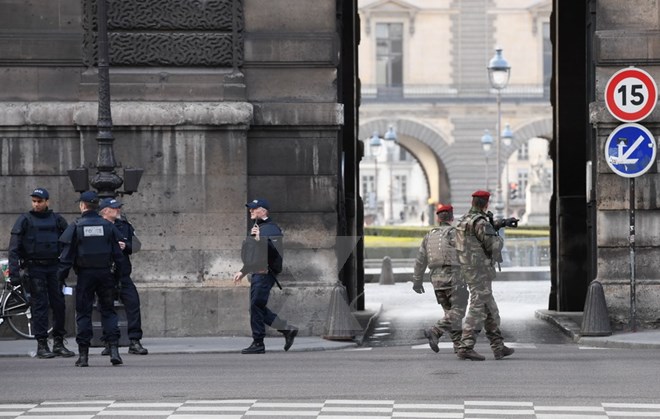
left=1, top=259, right=52, bottom=339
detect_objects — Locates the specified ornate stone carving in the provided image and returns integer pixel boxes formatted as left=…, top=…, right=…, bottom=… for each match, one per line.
left=82, top=0, right=243, bottom=67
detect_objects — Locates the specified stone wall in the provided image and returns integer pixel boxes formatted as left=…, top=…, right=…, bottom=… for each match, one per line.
left=591, top=0, right=660, bottom=328
left=0, top=0, right=347, bottom=337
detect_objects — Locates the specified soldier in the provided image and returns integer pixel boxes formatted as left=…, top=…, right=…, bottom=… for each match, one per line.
left=454, top=190, right=514, bottom=361
left=412, top=203, right=468, bottom=354
left=233, top=198, right=298, bottom=354
left=57, top=191, right=125, bottom=367
left=98, top=198, right=148, bottom=355
left=7, top=188, right=75, bottom=358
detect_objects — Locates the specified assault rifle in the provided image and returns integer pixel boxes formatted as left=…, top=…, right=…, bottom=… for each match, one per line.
left=486, top=211, right=519, bottom=230
left=486, top=211, right=519, bottom=271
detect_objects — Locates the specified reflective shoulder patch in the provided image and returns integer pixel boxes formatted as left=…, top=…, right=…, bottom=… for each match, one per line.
left=83, top=226, right=104, bottom=237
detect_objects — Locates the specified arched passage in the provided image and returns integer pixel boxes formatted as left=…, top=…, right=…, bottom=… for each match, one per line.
left=359, top=119, right=452, bottom=204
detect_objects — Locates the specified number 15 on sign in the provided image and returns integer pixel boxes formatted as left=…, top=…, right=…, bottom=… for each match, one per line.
left=605, top=67, right=658, bottom=122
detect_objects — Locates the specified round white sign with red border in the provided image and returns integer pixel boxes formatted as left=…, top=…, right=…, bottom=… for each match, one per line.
left=604, top=67, right=658, bottom=122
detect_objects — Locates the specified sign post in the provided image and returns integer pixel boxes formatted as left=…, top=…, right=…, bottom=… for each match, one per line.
left=604, top=122, right=657, bottom=331
left=605, top=67, right=658, bottom=331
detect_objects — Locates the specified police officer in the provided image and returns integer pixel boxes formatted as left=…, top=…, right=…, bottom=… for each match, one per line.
left=233, top=198, right=298, bottom=354
left=8, top=188, right=74, bottom=358
left=454, top=190, right=514, bottom=361
left=57, top=191, right=125, bottom=367
left=98, top=197, right=148, bottom=355
left=412, top=203, right=468, bottom=354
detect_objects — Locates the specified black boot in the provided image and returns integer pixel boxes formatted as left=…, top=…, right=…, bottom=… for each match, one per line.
left=101, top=342, right=110, bottom=356
left=241, top=340, right=265, bottom=354
left=109, top=343, right=123, bottom=365
left=128, top=339, right=148, bottom=355
left=75, top=346, right=89, bottom=367
left=280, top=327, right=298, bottom=352
left=36, top=338, right=55, bottom=359
left=52, top=337, right=75, bottom=358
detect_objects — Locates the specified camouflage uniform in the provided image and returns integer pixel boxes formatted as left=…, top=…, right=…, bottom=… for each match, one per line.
left=413, top=221, right=468, bottom=350
left=455, top=207, right=507, bottom=354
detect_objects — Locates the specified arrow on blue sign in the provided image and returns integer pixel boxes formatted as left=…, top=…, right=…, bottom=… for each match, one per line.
left=605, top=123, right=657, bottom=178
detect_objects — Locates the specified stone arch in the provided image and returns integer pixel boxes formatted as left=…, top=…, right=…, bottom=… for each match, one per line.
left=504, top=117, right=553, bottom=160
left=359, top=118, right=452, bottom=204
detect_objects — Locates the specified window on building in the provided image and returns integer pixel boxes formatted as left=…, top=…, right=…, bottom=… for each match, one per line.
left=395, top=175, right=408, bottom=205
left=543, top=22, right=551, bottom=96
left=518, top=142, right=529, bottom=161
left=376, top=23, right=403, bottom=88
left=518, top=170, right=528, bottom=199
left=362, top=175, right=376, bottom=208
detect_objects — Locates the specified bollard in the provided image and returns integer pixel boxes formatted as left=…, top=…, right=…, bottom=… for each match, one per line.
left=378, top=256, right=395, bottom=285
left=323, top=282, right=362, bottom=341
left=580, top=280, right=612, bottom=336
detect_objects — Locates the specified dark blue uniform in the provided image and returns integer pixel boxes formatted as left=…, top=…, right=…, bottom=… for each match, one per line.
left=57, top=210, right=124, bottom=347
left=110, top=217, right=144, bottom=341
left=8, top=210, right=68, bottom=340
left=240, top=218, right=286, bottom=340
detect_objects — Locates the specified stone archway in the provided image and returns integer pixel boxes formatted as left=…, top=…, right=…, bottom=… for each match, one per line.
left=359, top=118, right=452, bottom=204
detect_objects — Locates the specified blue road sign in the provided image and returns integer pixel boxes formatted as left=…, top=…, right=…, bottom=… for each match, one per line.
left=605, top=123, right=657, bottom=178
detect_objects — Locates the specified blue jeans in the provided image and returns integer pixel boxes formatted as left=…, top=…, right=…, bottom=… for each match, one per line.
left=27, top=265, right=67, bottom=340
left=75, top=268, right=119, bottom=346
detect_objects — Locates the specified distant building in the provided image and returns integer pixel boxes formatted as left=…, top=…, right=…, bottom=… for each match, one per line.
left=357, top=0, right=553, bottom=224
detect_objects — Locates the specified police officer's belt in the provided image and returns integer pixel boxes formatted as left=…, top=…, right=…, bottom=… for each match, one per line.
left=27, top=259, right=58, bottom=266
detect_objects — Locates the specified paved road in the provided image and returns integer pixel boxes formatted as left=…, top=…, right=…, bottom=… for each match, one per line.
left=363, top=280, right=571, bottom=348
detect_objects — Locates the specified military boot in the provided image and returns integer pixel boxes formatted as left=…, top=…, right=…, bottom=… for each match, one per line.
left=128, top=339, right=149, bottom=355
left=109, top=343, right=123, bottom=365
left=36, top=338, right=55, bottom=359
left=279, top=328, right=298, bottom=352
left=424, top=327, right=441, bottom=353
left=75, top=346, right=89, bottom=367
left=101, top=342, right=110, bottom=356
left=493, top=345, right=515, bottom=360
left=457, top=348, right=486, bottom=361
left=52, top=336, right=75, bottom=357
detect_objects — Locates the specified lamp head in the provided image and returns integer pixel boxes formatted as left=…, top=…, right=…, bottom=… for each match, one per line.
left=384, top=126, right=397, bottom=142
left=481, top=129, right=493, bottom=154
left=487, top=48, right=511, bottom=90
left=502, top=123, right=513, bottom=147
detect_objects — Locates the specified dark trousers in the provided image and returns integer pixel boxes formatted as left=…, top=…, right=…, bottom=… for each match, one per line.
left=27, top=265, right=67, bottom=340
left=103, top=275, right=143, bottom=341
left=75, top=268, right=119, bottom=346
left=249, top=273, right=285, bottom=340
left=118, top=275, right=143, bottom=340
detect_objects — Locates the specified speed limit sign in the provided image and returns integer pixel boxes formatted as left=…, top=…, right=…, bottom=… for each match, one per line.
left=604, top=67, right=658, bottom=122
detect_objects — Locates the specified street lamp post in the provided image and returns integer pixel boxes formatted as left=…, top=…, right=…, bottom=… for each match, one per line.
left=369, top=132, right=382, bottom=224
left=501, top=123, right=514, bottom=216
left=383, top=126, right=397, bottom=224
left=481, top=129, right=493, bottom=190
left=487, top=48, right=511, bottom=220
left=67, top=0, right=143, bottom=198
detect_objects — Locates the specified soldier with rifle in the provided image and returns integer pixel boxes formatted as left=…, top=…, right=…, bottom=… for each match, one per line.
left=454, top=190, right=518, bottom=361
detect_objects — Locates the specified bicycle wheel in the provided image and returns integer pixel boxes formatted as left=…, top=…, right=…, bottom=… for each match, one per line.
left=2, top=288, right=36, bottom=339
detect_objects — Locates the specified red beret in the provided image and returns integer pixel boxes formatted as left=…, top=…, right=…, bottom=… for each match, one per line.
left=436, top=203, right=453, bottom=214
left=472, top=190, right=491, bottom=199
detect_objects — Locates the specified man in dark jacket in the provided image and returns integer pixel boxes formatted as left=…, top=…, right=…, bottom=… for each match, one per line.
left=233, top=198, right=297, bottom=354
left=57, top=191, right=125, bottom=367
left=8, top=188, right=74, bottom=358
left=99, top=197, right=148, bottom=355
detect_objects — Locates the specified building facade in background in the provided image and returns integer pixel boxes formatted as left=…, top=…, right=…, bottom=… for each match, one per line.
left=357, top=0, right=553, bottom=224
